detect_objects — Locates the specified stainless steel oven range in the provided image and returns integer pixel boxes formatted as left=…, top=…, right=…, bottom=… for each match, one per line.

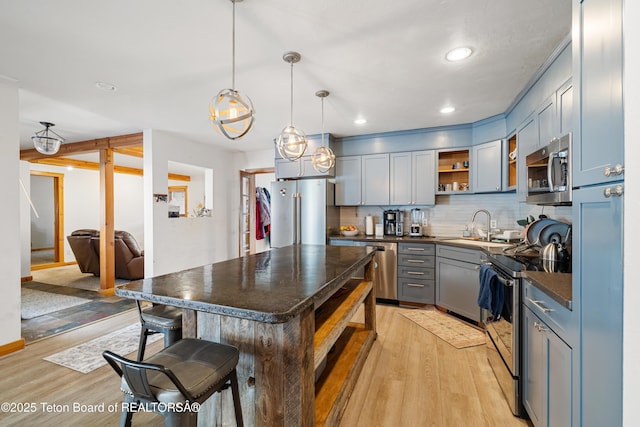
left=483, top=253, right=524, bottom=417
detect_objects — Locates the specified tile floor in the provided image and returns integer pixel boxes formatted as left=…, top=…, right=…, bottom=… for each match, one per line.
left=21, top=281, right=136, bottom=343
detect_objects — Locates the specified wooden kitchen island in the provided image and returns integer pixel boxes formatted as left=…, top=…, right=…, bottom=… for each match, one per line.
left=115, top=244, right=377, bottom=426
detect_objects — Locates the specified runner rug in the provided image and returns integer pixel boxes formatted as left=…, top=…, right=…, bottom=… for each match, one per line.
left=401, top=308, right=486, bottom=349
left=43, top=323, right=162, bottom=373
left=21, top=288, right=92, bottom=319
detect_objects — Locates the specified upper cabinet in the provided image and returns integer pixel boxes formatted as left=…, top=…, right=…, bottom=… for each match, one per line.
left=335, top=154, right=389, bottom=206
left=516, top=115, right=538, bottom=201
left=573, top=0, right=624, bottom=187
left=437, top=149, right=470, bottom=194
left=506, top=134, right=517, bottom=190
left=390, top=150, right=435, bottom=205
left=557, top=79, right=573, bottom=136
left=537, top=95, right=556, bottom=148
left=472, top=140, right=502, bottom=193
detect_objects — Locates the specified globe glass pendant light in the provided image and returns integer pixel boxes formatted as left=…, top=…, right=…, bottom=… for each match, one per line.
left=275, top=51, right=307, bottom=161
left=311, top=90, right=335, bottom=173
left=209, top=0, right=255, bottom=140
left=31, top=121, right=64, bottom=155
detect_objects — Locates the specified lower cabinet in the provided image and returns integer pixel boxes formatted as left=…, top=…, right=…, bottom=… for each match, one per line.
left=435, top=245, right=484, bottom=322
left=397, top=243, right=435, bottom=304
left=523, top=304, right=572, bottom=427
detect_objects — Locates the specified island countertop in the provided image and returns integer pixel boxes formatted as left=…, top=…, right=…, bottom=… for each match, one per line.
left=115, top=244, right=376, bottom=324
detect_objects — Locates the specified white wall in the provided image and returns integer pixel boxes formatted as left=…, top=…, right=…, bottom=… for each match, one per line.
left=28, top=163, right=144, bottom=263
left=19, top=162, right=31, bottom=278
left=0, top=78, right=22, bottom=348
left=144, top=129, right=236, bottom=277
left=30, top=175, right=55, bottom=249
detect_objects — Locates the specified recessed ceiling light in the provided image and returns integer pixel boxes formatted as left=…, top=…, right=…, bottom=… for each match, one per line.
left=440, top=106, right=455, bottom=114
left=354, top=118, right=367, bottom=125
left=94, top=81, right=118, bottom=92
left=445, top=47, right=473, bottom=62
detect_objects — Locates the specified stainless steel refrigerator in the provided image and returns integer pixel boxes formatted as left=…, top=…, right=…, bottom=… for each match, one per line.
left=270, top=179, right=339, bottom=248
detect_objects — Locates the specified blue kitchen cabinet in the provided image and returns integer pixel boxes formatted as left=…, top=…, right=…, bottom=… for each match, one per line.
left=471, top=140, right=502, bottom=193
left=336, top=154, right=389, bottom=206
left=537, top=94, right=556, bottom=148
left=557, top=79, right=573, bottom=136
left=523, top=303, right=572, bottom=427
left=572, top=0, right=624, bottom=187
left=335, top=156, right=362, bottom=205
left=572, top=184, right=623, bottom=426
left=516, top=114, right=537, bottom=201
left=390, top=150, right=435, bottom=205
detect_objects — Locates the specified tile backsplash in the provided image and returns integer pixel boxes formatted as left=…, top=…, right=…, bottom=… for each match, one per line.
left=338, top=193, right=571, bottom=238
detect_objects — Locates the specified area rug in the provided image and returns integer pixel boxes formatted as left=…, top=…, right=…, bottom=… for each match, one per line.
left=21, top=288, right=92, bottom=320
left=43, top=323, right=163, bottom=374
left=32, top=264, right=129, bottom=292
left=401, top=308, right=486, bottom=349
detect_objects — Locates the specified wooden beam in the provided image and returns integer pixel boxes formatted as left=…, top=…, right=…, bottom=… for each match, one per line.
left=112, top=145, right=143, bottom=158
left=20, top=132, right=143, bottom=161
left=29, top=156, right=191, bottom=181
left=99, top=148, right=116, bottom=297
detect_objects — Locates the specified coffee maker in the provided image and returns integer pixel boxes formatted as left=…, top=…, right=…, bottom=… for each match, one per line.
left=383, top=210, right=398, bottom=236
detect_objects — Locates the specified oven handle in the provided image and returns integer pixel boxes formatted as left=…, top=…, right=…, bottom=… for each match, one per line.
left=482, top=262, right=515, bottom=287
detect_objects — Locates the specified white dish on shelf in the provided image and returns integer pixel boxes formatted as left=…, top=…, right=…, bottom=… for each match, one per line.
left=341, top=230, right=359, bottom=237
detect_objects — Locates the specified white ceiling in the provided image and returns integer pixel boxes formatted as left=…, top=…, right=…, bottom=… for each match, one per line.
left=1, top=0, right=571, bottom=154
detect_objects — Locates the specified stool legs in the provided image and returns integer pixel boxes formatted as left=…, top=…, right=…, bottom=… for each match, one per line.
left=230, top=370, right=244, bottom=427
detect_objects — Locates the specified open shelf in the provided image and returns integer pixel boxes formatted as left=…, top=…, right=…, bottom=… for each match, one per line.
left=437, top=149, right=470, bottom=193
left=507, top=134, right=517, bottom=188
left=314, top=324, right=376, bottom=427
left=313, top=270, right=376, bottom=427
left=314, top=278, right=372, bottom=370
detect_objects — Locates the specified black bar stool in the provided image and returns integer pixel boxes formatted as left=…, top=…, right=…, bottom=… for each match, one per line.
left=103, top=338, right=243, bottom=427
left=136, top=300, right=182, bottom=361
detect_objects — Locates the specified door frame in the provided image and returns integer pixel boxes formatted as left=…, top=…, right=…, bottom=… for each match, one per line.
left=239, top=167, right=274, bottom=257
left=30, top=170, right=65, bottom=270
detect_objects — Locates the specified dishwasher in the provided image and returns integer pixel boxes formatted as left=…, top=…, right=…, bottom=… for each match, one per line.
left=331, top=240, right=397, bottom=301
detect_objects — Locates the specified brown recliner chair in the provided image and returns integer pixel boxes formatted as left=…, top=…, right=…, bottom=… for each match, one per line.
left=67, top=229, right=101, bottom=276
left=114, top=230, right=144, bottom=280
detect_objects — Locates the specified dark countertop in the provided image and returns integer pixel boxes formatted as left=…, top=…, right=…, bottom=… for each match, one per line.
left=329, top=234, right=440, bottom=244
left=523, top=271, right=572, bottom=310
left=330, top=234, right=573, bottom=309
left=115, top=244, right=376, bottom=324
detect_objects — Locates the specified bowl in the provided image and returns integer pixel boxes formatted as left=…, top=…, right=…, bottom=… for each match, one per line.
left=341, top=229, right=359, bottom=237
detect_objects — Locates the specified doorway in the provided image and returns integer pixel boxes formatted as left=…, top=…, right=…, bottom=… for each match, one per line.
left=239, top=168, right=274, bottom=257
left=30, top=171, right=65, bottom=270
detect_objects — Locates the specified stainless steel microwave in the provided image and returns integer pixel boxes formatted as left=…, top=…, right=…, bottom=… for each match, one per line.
left=526, top=133, right=572, bottom=205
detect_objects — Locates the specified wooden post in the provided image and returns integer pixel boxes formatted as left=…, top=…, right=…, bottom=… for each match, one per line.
left=98, top=148, right=115, bottom=296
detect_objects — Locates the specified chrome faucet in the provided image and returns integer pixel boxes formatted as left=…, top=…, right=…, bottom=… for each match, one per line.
left=472, top=209, right=492, bottom=241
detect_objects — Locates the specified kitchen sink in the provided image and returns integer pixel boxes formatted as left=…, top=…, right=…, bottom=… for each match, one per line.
left=441, top=238, right=515, bottom=248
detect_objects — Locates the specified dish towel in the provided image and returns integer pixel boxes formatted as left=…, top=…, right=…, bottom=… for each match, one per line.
left=477, top=264, right=504, bottom=320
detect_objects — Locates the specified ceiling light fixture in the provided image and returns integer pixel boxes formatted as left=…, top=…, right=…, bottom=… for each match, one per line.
left=354, top=118, right=367, bottom=125
left=311, top=90, right=336, bottom=173
left=440, top=106, right=455, bottom=114
left=209, top=0, right=255, bottom=140
left=31, top=121, right=64, bottom=155
left=275, top=51, right=307, bottom=161
left=94, top=81, right=117, bottom=92
left=445, top=47, right=473, bottom=62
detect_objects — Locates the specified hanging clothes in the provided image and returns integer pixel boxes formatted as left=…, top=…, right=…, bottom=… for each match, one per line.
left=256, top=187, right=271, bottom=241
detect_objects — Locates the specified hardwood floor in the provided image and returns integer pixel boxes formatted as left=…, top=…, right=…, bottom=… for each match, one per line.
left=0, top=304, right=530, bottom=426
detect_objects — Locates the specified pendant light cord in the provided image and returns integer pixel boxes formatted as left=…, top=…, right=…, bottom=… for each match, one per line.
left=231, top=0, right=236, bottom=90
left=290, top=62, right=294, bottom=125
left=321, top=96, right=325, bottom=146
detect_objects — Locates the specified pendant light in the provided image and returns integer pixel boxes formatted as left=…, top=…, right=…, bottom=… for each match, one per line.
left=209, top=0, right=255, bottom=140
left=31, top=121, right=64, bottom=155
left=275, top=51, right=307, bottom=161
left=311, top=90, right=336, bottom=173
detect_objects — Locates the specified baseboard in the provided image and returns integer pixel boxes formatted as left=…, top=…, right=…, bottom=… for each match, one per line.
left=21, top=275, right=33, bottom=283
left=0, top=338, right=25, bottom=356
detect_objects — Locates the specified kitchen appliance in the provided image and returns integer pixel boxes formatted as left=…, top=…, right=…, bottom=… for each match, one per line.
left=270, top=179, right=339, bottom=248
left=409, top=208, right=423, bottom=237
left=329, top=240, right=397, bottom=300
left=396, top=211, right=404, bottom=236
left=526, top=132, right=572, bottom=205
left=383, top=210, right=398, bottom=236
left=483, top=248, right=571, bottom=417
